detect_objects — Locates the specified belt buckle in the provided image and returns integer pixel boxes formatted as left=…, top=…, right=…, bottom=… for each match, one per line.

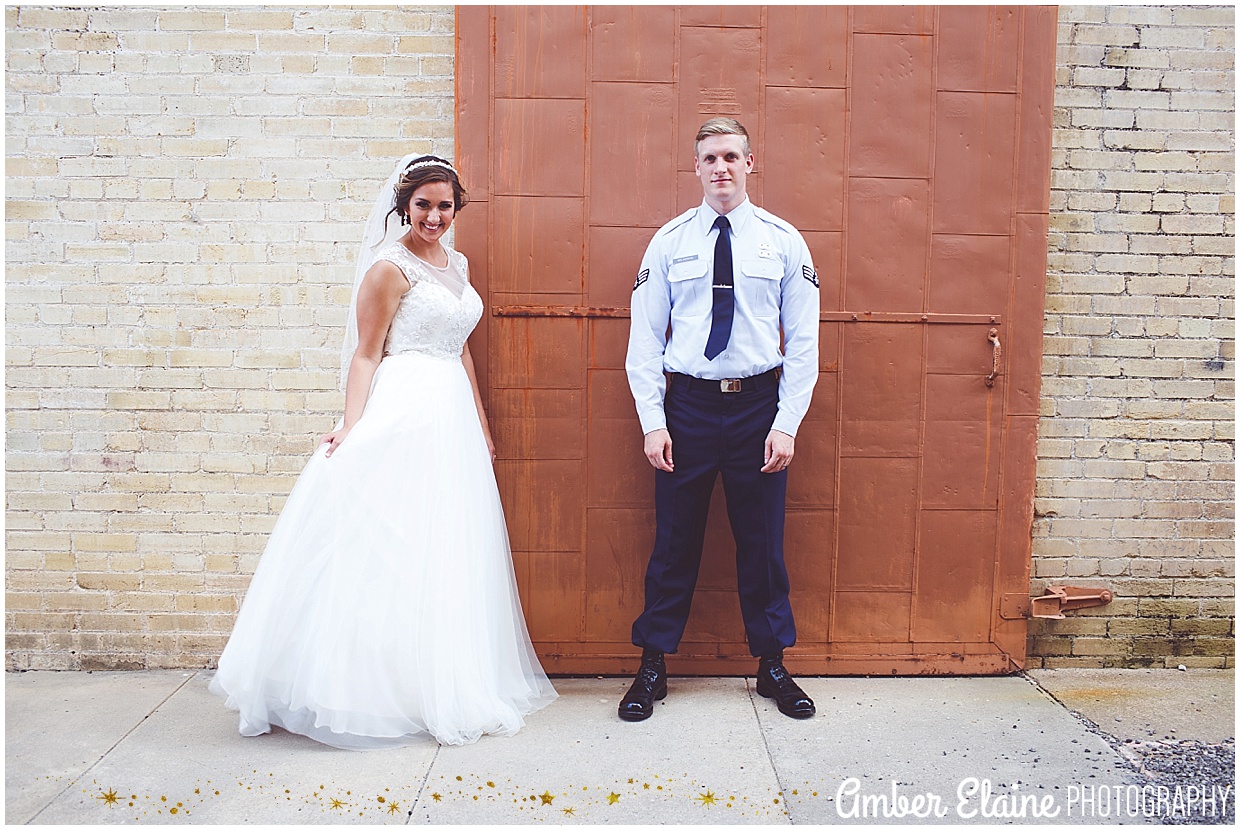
left=720, top=378, right=742, bottom=393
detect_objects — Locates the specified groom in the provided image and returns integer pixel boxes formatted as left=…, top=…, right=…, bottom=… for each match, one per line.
left=621, top=117, right=820, bottom=721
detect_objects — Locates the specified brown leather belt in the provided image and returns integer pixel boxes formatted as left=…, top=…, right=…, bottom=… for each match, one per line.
left=671, top=368, right=779, bottom=394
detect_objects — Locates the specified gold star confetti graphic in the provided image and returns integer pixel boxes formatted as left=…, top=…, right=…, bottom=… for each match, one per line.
left=77, top=768, right=806, bottom=821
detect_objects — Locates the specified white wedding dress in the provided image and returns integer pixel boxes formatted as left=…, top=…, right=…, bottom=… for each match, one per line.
left=210, top=242, right=557, bottom=749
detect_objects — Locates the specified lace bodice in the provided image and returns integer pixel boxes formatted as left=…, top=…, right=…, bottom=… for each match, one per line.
left=373, top=243, right=483, bottom=361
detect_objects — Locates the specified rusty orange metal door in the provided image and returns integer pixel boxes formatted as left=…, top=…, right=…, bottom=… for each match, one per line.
left=455, top=6, right=1057, bottom=675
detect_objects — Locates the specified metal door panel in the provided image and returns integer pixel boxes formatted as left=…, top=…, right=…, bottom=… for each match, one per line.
left=457, top=5, right=1057, bottom=675
left=586, top=375, right=650, bottom=508
left=914, top=510, right=998, bottom=642
left=1016, top=7, right=1059, bottom=215
left=763, top=87, right=846, bottom=232
left=590, top=6, right=676, bottom=82
left=1011, top=212, right=1052, bottom=415
left=584, top=507, right=651, bottom=641
left=586, top=422, right=650, bottom=508
left=496, top=459, right=584, bottom=552
left=766, top=6, right=849, bottom=88
left=493, top=99, right=585, bottom=197
left=928, top=234, right=1012, bottom=315
left=491, top=388, right=584, bottom=462
left=833, top=591, right=913, bottom=642
left=852, top=6, right=936, bottom=35
left=937, top=6, right=1020, bottom=93
left=589, top=82, right=676, bottom=226
left=932, top=91, right=1019, bottom=235
left=490, top=317, right=584, bottom=388
left=839, top=323, right=924, bottom=457
left=845, top=178, right=930, bottom=312
left=679, top=6, right=761, bottom=29
left=522, top=551, right=585, bottom=642
left=456, top=8, right=491, bottom=203
left=493, top=197, right=584, bottom=295
left=494, top=6, right=586, bottom=99
left=836, top=456, right=919, bottom=590
left=921, top=373, right=1004, bottom=509
left=585, top=317, right=628, bottom=369
left=849, top=34, right=934, bottom=178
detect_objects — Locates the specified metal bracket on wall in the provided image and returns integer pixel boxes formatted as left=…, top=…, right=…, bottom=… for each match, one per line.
left=1000, top=586, right=1114, bottom=620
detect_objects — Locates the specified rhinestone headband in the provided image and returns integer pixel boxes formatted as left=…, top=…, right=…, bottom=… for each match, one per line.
left=405, top=159, right=457, bottom=175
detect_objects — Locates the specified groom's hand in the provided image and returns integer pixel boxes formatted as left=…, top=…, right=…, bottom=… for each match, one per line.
left=643, top=428, right=674, bottom=473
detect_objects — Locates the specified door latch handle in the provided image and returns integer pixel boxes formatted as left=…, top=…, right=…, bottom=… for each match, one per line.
left=985, top=328, right=1001, bottom=387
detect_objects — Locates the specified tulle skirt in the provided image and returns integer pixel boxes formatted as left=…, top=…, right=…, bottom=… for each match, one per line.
left=209, top=352, right=557, bottom=749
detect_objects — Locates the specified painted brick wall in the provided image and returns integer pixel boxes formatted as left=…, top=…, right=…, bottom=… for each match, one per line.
left=1029, top=5, right=1234, bottom=668
left=5, top=6, right=456, bottom=669
left=5, top=6, right=1235, bottom=670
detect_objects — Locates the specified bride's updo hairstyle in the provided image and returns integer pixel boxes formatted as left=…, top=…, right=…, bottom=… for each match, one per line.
left=389, top=155, right=469, bottom=226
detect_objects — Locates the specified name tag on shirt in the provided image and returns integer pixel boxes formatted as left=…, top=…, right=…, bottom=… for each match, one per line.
left=672, top=254, right=698, bottom=265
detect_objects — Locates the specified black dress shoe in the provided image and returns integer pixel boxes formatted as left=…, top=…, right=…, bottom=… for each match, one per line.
left=618, top=652, right=667, bottom=722
left=756, top=656, right=815, bottom=719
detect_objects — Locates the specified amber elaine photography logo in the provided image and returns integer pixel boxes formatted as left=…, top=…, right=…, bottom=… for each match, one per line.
left=834, top=777, right=1234, bottom=821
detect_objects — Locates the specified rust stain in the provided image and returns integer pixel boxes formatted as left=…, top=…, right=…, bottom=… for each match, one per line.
left=983, top=384, right=993, bottom=498
left=1052, top=687, right=1159, bottom=705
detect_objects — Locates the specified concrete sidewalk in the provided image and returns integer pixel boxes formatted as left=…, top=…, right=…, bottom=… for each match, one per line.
left=5, top=669, right=1233, bottom=825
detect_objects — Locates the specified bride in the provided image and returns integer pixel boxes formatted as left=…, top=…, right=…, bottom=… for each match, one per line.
left=209, top=154, right=557, bottom=749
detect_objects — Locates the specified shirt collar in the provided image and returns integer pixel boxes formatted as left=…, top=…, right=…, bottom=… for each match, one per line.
left=696, top=197, right=755, bottom=237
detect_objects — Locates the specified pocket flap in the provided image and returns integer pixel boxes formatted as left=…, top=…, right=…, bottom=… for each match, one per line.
left=740, top=258, right=783, bottom=280
left=668, top=258, right=708, bottom=282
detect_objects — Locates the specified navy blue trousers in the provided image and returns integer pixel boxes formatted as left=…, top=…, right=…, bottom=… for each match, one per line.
left=631, top=373, right=796, bottom=658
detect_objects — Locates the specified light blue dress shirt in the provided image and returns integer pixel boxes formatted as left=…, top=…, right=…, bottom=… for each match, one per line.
left=626, top=198, right=820, bottom=437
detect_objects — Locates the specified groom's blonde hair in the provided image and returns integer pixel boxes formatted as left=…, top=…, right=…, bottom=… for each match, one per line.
left=694, top=117, right=751, bottom=158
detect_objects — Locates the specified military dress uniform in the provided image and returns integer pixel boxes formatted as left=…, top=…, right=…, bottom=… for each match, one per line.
left=625, top=197, right=820, bottom=659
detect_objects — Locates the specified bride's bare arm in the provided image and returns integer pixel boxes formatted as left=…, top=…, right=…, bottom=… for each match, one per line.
left=322, top=261, right=407, bottom=457
left=462, top=343, right=495, bottom=462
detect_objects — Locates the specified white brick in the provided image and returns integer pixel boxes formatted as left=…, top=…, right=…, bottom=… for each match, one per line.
left=1140, top=26, right=1207, bottom=50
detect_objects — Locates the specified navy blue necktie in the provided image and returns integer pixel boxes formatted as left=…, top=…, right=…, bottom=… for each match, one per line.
left=704, top=215, right=733, bottom=360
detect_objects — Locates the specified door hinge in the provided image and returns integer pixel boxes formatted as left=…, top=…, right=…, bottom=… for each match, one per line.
left=1000, top=586, right=1114, bottom=620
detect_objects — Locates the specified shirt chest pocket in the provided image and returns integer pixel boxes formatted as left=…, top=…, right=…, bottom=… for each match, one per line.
left=738, top=258, right=783, bottom=318
left=668, top=257, right=710, bottom=315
